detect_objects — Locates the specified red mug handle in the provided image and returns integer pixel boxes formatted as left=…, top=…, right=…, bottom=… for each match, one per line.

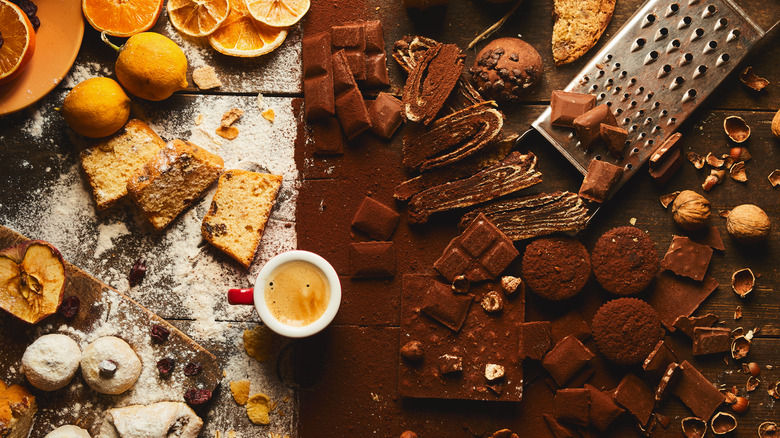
left=228, top=288, right=255, bottom=305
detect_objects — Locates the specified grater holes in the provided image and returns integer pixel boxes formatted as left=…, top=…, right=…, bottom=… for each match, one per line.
left=671, top=39, right=681, bottom=48
left=619, top=71, right=627, bottom=79
left=629, top=78, right=637, bottom=86
left=606, top=101, right=612, bottom=107
left=647, top=139, right=654, bottom=146
left=691, top=28, right=705, bottom=41
left=597, top=70, right=605, bottom=78
left=704, top=40, right=717, bottom=53
left=637, top=87, right=645, bottom=95
left=694, top=65, right=707, bottom=78
left=717, top=53, right=730, bottom=66
left=653, top=102, right=660, bottom=110
left=682, top=89, right=697, bottom=103
left=679, top=16, right=692, bottom=29
left=656, top=27, right=669, bottom=41
left=595, top=155, right=602, bottom=161
left=661, top=109, right=668, bottom=117
left=667, top=3, right=680, bottom=17
left=630, top=100, right=637, bottom=108
left=632, top=147, right=639, bottom=153
left=728, top=29, right=740, bottom=41
left=703, top=4, right=716, bottom=18
left=680, top=53, right=694, bottom=65
left=626, top=163, right=633, bottom=170
left=616, top=108, right=623, bottom=114
left=715, top=17, right=728, bottom=30
left=623, top=117, right=631, bottom=125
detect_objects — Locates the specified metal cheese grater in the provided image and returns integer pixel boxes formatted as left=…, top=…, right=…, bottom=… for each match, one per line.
left=530, top=0, right=774, bottom=203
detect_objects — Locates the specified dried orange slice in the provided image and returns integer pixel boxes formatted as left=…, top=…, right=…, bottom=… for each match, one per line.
left=168, top=0, right=229, bottom=37
left=208, top=0, right=287, bottom=57
left=0, top=0, right=36, bottom=85
left=244, top=0, right=308, bottom=27
left=83, top=0, right=164, bottom=37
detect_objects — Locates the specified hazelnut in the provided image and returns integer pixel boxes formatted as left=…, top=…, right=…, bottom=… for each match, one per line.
left=400, top=431, right=418, bottom=438
left=711, top=411, right=738, bottom=434
left=731, top=397, right=749, bottom=414
left=452, top=275, right=470, bottom=294
left=481, top=291, right=504, bottom=313
left=727, top=204, right=771, bottom=243
left=772, top=109, right=780, bottom=139
left=747, top=362, right=761, bottom=377
left=401, top=341, right=424, bottom=362
left=484, top=363, right=505, bottom=381
left=671, top=190, right=711, bottom=231
left=501, top=276, right=524, bottom=296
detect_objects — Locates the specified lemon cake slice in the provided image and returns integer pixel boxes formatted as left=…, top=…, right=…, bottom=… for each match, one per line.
left=552, top=0, right=616, bottom=66
left=79, top=119, right=165, bottom=210
left=127, top=139, right=224, bottom=230
left=202, top=169, right=283, bottom=268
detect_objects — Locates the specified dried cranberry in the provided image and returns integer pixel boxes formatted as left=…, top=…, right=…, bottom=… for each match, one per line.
left=58, top=296, right=80, bottom=318
left=184, top=388, right=212, bottom=406
left=128, top=258, right=147, bottom=287
left=184, top=362, right=202, bottom=376
left=157, top=358, right=175, bottom=377
left=150, top=324, right=170, bottom=343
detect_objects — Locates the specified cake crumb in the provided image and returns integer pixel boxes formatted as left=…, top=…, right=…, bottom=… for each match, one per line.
left=221, top=108, right=244, bottom=128
left=262, top=108, right=276, bottom=123
left=195, top=114, right=204, bottom=126
left=216, top=126, right=239, bottom=140
left=193, top=66, right=222, bottom=90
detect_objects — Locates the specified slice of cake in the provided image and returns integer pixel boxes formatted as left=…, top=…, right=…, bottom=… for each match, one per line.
left=127, top=139, right=224, bottom=230
left=79, top=119, right=165, bottom=210
left=202, top=169, right=283, bottom=268
left=0, top=380, right=36, bottom=438
left=552, top=0, right=616, bottom=66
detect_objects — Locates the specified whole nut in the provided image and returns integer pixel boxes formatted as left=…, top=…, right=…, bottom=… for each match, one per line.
left=671, top=190, right=711, bottom=231
left=731, top=396, right=749, bottom=414
left=400, top=341, right=424, bottom=362
left=727, top=204, right=771, bottom=243
left=400, top=431, right=418, bottom=438
left=772, top=109, right=780, bottom=139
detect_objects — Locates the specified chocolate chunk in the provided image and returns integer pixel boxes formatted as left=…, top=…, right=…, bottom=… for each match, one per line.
left=421, top=279, right=473, bottom=332
left=654, top=362, right=682, bottom=401
left=600, top=124, right=628, bottom=157
left=661, top=235, right=713, bottom=281
left=689, top=226, right=725, bottom=251
left=584, top=384, right=624, bottom=432
left=542, top=414, right=576, bottom=438
left=363, top=20, right=390, bottom=87
left=332, top=50, right=372, bottom=139
left=554, top=388, right=590, bottom=427
left=550, top=91, right=596, bottom=127
left=550, top=309, right=591, bottom=344
left=692, top=327, right=732, bottom=356
left=351, top=196, right=400, bottom=240
left=519, top=321, right=551, bottom=360
left=368, top=93, right=403, bottom=139
left=672, top=314, right=719, bottom=338
left=578, top=159, right=624, bottom=203
left=349, top=241, right=395, bottom=278
left=331, top=22, right=366, bottom=81
left=649, top=132, right=682, bottom=170
left=614, top=374, right=655, bottom=426
left=673, top=360, right=726, bottom=420
left=302, top=31, right=335, bottom=121
left=309, top=117, right=345, bottom=155
left=643, top=340, right=678, bottom=381
left=434, top=213, right=519, bottom=282
left=438, top=354, right=463, bottom=375
left=402, top=43, right=465, bottom=125
left=647, top=272, right=719, bottom=330
left=649, top=148, right=683, bottom=185
left=573, top=105, right=616, bottom=149
left=542, top=335, right=594, bottom=386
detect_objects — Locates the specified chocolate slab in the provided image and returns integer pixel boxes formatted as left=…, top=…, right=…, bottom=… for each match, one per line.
left=351, top=196, right=400, bottom=240
left=550, top=309, right=591, bottom=344
left=399, top=275, right=525, bottom=401
left=368, top=92, right=403, bottom=139
left=614, top=374, right=655, bottom=426
left=578, top=159, right=624, bottom=203
left=554, top=388, right=590, bottom=427
left=572, top=104, right=616, bottom=149
left=692, top=327, right=732, bottom=356
left=661, top=235, right=713, bottom=281
left=689, top=226, right=725, bottom=251
left=542, top=414, right=576, bottom=438
left=585, top=384, right=624, bottom=432
left=420, top=279, right=473, bottom=332
left=643, top=340, right=678, bottom=381
left=349, top=241, right=395, bottom=278
left=434, top=213, right=519, bottom=283
left=673, top=360, right=726, bottom=421
left=363, top=20, right=390, bottom=87
left=542, top=335, right=595, bottom=387
left=332, top=22, right=366, bottom=81
left=646, top=272, right=719, bottom=330
left=309, top=117, right=345, bottom=155
left=649, top=148, right=683, bottom=185
left=600, top=123, right=628, bottom=157
left=332, top=50, right=372, bottom=139
left=519, top=321, right=552, bottom=360
left=550, top=91, right=596, bottom=127
left=302, top=31, right=336, bottom=121
left=672, top=314, right=719, bottom=338
left=649, top=133, right=682, bottom=170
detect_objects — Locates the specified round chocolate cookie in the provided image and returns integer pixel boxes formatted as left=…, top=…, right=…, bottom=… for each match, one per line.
left=591, top=226, right=659, bottom=295
left=592, top=298, right=662, bottom=365
left=469, top=37, right=542, bottom=103
left=521, top=236, right=591, bottom=301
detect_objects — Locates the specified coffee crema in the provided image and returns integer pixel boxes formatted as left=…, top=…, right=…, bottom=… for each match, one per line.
left=264, top=260, right=330, bottom=327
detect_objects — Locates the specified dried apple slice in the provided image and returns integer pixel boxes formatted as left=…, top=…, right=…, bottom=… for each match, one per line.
left=0, top=240, right=66, bottom=324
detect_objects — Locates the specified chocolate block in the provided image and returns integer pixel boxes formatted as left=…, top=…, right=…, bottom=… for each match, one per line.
left=550, top=309, right=591, bottom=344
left=302, top=31, right=335, bottom=121
left=519, top=321, right=552, bottom=360
left=351, top=196, right=400, bottom=240
left=542, top=335, right=594, bottom=386
left=614, top=374, right=655, bottom=426
left=692, top=327, right=731, bottom=356
left=672, top=314, right=719, bottom=338
left=649, top=132, right=682, bottom=170
left=573, top=105, right=616, bottom=149
left=584, top=384, right=624, bottom=432
left=661, top=235, right=713, bottom=281
left=550, top=91, right=596, bottom=127
left=363, top=21, right=390, bottom=87
left=331, top=22, right=366, bottom=81
left=647, top=272, right=719, bottom=330
left=649, top=148, right=683, bottom=185
left=655, top=362, right=682, bottom=402
left=600, top=124, right=628, bottom=157
left=368, top=93, right=403, bottom=139
left=554, top=388, right=590, bottom=427
left=643, top=340, right=678, bottom=381
left=689, top=226, right=725, bottom=251
left=578, top=159, right=624, bottom=203
left=542, top=414, right=576, bottom=438
left=332, top=50, right=372, bottom=139
left=349, top=241, right=395, bottom=278
left=434, top=213, right=519, bottom=282
left=421, top=280, right=473, bottom=332
left=673, top=360, right=726, bottom=420
left=402, top=43, right=465, bottom=125
left=309, top=117, right=345, bottom=155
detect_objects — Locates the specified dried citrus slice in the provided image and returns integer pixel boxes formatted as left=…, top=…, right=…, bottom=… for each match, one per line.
left=82, top=0, right=164, bottom=37
left=244, top=0, right=308, bottom=27
left=0, top=0, right=36, bottom=85
left=168, top=0, right=229, bottom=37
left=208, top=0, right=287, bottom=58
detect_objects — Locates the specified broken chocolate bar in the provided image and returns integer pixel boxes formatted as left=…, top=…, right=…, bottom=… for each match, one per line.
left=554, top=388, right=590, bottom=427
left=578, top=159, right=624, bottom=203
left=550, top=91, right=596, bottom=127
left=600, top=124, right=628, bottom=157
left=584, top=384, right=624, bottom=432
left=363, top=21, right=390, bottom=87
left=660, top=235, right=713, bottom=281
left=542, top=335, right=594, bottom=386
left=351, top=196, right=400, bottom=240
left=654, top=362, right=682, bottom=402
left=309, top=117, right=345, bottom=155
left=673, top=360, right=726, bottom=421
left=402, top=43, right=465, bottom=125
left=649, top=132, right=682, bottom=169
left=332, top=50, right=372, bottom=139
left=649, top=148, right=683, bottom=185
left=349, top=241, right=395, bottom=278
left=550, top=309, right=591, bottom=344
left=460, top=191, right=589, bottom=241
left=692, top=327, right=731, bottom=356
left=408, top=152, right=542, bottom=224
left=421, top=279, right=473, bottom=332
left=302, top=31, right=336, bottom=121
left=614, top=374, right=655, bottom=426
left=542, top=414, right=577, bottom=438
left=368, top=93, right=403, bottom=139
left=643, top=340, right=678, bottom=381
left=573, top=105, right=617, bottom=149
left=646, top=272, right=719, bottom=330
left=519, top=321, right=552, bottom=360
left=672, top=314, right=719, bottom=338
left=332, top=22, right=366, bottom=81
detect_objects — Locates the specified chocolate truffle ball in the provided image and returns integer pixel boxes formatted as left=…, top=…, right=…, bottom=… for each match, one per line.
left=591, top=226, right=659, bottom=296
left=521, top=236, right=591, bottom=301
left=469, top=37, right=542, bottom=103
left=592, top=298, right=663, bottom=365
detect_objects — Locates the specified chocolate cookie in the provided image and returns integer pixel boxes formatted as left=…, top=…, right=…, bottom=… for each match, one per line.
left=469, top=37, right=542, bottom=103
left=591, top=226, right=659, bottom=295
left=521, top=236, right=590, bottom=301
left=592, top=298, right=662, bottom=365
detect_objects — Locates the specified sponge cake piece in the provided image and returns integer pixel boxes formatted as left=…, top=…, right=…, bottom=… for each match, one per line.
left=0, top=380, right=36, bottom=438
left=202, top=169, right=283, bottom=268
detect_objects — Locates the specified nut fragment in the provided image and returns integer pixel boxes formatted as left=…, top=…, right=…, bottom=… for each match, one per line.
left=732, top=396, right=749, bottom=414
left=759, top=421, right=778, bottom=438
left=705, top=152, right=725, bottom=168
left=727, top=204, right=771, bottom=243
left=500, top=276, right=524, bottom=296
left=729, top=161, right=747, bottom=182
left=452, top=275, right=470, bottom=293
left=401, top=340, right=425, bottom=362
left=687, top=151, right=706, bottom=169
left=438, top=354, right=463, bottom=375
left=731, top=268, right=755, bottom=298
left=734, top=306, right=742, bottom=320
left=485, top=363, right=505, bottom=381
left=671, top=190, right=711, bottom=230
left=773, top=110, right=780, bottom=139
left=747, top=376, right=760, bottom=392
left=711, top=411, right=737, bottom=434
left=481, top=291, right=504, bottom=313
left=768, top=170, right=780, bottom=187
left=724, top=116, right=751, bottom=143
left=702, top=174, right=719, bottom=191
left=739, top=66, right=769, bottom=92
left=731, top=333, right=752, bottom=360
left=681, top=416, right=707, bottom=438
left=769, top=382, right=780, bottom=399
left=720, top=387, right=737, bottom=404
left=489, top=429, right=519, bottom=438
left=660, top=191, right=681, bottom=209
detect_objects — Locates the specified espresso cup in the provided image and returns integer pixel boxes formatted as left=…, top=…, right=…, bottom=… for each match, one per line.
left=227, top=250, right=341, bottom=338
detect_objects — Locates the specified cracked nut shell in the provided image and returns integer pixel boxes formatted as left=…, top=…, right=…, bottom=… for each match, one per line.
left=712, top=412, right=737, bottom=434
left=759, top=421, right=778, bottom=438
left=727, top=204, right=771, bottom=243
left=469, top=38, right=542, bottom=103
left=682, top=417, right=707, bottom=438
left=732, top=268, right=755, bottom=298
left=671, top=190, right=711, bottom=231
left=481, top=291, right=504, bottom=313
left=772, top=110, right=780, bottom=139
left=724, top=116, right=751, bottom=143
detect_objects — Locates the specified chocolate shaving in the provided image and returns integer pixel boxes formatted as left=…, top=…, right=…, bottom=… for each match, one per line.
left=459, top=191, right=588, bottom=241
left=739, top=66, right=770, bottom=92
left=407, top=151, right=541, bottom=224
left=402, top=43, right=465, bottom=125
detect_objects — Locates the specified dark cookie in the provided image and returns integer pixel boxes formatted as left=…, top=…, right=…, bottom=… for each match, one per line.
left=521, top=236, right=590, bottom=301
left=592, top=298, right=662, bottom=365
left=592, top=226, right=659, bottom=295
left=469, top=37, right=542, bottom=103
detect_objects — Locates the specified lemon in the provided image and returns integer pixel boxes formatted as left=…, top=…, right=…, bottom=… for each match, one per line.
left=110, top=32, right=189, bottom=101
left=62, top=77, right=130, bottom=138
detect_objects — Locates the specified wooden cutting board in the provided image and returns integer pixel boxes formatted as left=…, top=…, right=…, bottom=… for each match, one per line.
left=0, top=226, right=222, bottom=437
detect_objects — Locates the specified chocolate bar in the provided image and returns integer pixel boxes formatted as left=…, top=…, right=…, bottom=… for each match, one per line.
left=542, top=414, right=577, bottom=438
left=554, top=388, right=590, bottom=427
left=402, top=43, right=465, bottom=125
left=642, top=340, right=678, bottom=381
left=692, top=327, right=731, bottom=356
left=673, top=360, right=726, bottom=420
left=550, top=309, right=591, bottom=344
left=332, top=50, right=372, bottom=139
left=660, top=235, right=713, bottom=281
left=614, top=374, right=654, bottom=425
left=420, top=279, right=473, bottom=332
left=584, top=384, right=624, bottom=432
left=689, top=226, right=725, bottom=251
left=573, top=105, right=617, bottom=149
left=363, top=21, right=390, bottom=87
left=368, top=93, right=403, bottom=139
left=649, top=148, right=683, bottom=185
left=600, top=124, right=628, bottom=157
left=351, top=196, right=400, bottom=240
left=309, top=117, right=345, bottom=155
left=550, top=91, right=596, bottom=127
left=349, top=241, right=395, bottom=278
left=541, top=335, right=594, bottom=386
left=331, top=22, right=366, bottom=81
left=649, top=132, right=682, bottom=169
left=647, top=271, right=719, bottom=330
left=578, top=159, right=624, bottom=203
left=302, top=31, right=336, bottom=121
left=672, top=314, right=719, bottom=338
left=519, top=321, right=552, bottom=360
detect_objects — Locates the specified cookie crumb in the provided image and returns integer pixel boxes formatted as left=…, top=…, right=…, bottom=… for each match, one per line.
left=230, top=380, right=250, bottom=405
left=193, top=66, right=222, bottom=90
left=262, top=108, right=276, bottom=122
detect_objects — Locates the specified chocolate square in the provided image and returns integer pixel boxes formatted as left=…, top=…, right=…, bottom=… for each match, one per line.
left=302, top=31, right=335, bottom=121
left=649, top=148, right=683, bottom=185
left=692, top=327, right=731, bottom=356
left=672, top=314, right=719, bottom=338
left=309, top=117, right=345, bottom=156
left=332, top=50, right=371, bottom=140
left=519, top=321, right=552, bottom=360
left=643, top=340, right=678, bottom=381
left=351, top=196, right=400, bottom=240
left=550, top=309, right=591, bottom=344
left=421, top=279, right=473, bottom=332
left=554, top=388, right=590, bottom=427
left=550, top=91, right=596, bottom=127
left=661, top=235, right=713, bottom=281
left=584, top=384, right=624, bottom=432
left=578, top=159, right=624, bottom=203
left=542, top=335, right=594, bottom=386
left=363, top=20, right=390, bottom=87
left=368, top=93, right=403, bottom=139
left=647, top=272, right=719, bottom=330
left=673, top=360, right=726, bottom=420
left=649, top=132, right=682, bottom=170
left=349, top=241, right=395, bottom=278
left=600, top=123, right=628, bottom=157
left=614, top=374, right=655, bottom=426
left=573, top=105, right=616, bottom=149
left=331, top=22, right=366, bottom=81
left=542, top=414, right=577, bottom=438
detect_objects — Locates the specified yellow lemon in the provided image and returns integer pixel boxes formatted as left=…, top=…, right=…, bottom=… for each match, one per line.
left=109, top=32, right=188, bottom=101
left=62, top=77, right=130, bottom=138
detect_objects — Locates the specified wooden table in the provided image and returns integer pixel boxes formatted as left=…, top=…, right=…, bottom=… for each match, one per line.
left=1, top=0, right=778, bottom=436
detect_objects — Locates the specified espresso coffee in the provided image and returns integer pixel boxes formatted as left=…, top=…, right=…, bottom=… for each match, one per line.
left=264, top=260, right=330, bottom=327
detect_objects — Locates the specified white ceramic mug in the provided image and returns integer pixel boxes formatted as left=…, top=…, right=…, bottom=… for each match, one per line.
left=227, top=250, right=341, bottom=338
